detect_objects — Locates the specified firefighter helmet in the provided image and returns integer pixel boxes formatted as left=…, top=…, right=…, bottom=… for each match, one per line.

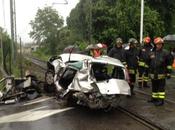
left=116, top=38, right=123, bottom=44
left=96, top=43, right=107, bottom=49
left=154, top=37, right=164, bottom=44
left=128, top=38, right=138, bottom=45
left=143, top=36, right=151, bottom=44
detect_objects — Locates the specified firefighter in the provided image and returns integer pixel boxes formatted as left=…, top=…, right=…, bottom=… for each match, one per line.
left=148, top=37, right=173, bottom=106
left=108, top=37, right=126, bottom=65
left=138, top=36, right=153, bottom=88
left=87, top=43, right=107, bottom=57
left=125, top=38, right=139, bottom=96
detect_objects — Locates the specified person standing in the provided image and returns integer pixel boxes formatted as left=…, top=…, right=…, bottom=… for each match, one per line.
left=108, top=37, right=126, bottom=65
left=86, top=43, right=107, bottom=57
left=138, top=36, right=153, bottom=88
left=125, top=38, right=139, bottom=95
left=148, top=37, right=173, bottom=106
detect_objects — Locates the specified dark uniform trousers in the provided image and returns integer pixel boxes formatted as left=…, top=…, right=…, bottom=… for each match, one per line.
left=151, top=78, right=165, bottom=100
left=128, top=69, right=137, bottom=95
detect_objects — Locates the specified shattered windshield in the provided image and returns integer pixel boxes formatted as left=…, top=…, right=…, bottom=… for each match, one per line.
left=91, top=63, right=125, bottom=81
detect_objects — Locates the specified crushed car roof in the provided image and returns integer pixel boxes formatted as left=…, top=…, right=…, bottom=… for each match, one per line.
left=59, top=53, right=124, bottom=68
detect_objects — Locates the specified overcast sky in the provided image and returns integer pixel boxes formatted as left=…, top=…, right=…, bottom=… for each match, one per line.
left=0, top=0, right=79, bottom=43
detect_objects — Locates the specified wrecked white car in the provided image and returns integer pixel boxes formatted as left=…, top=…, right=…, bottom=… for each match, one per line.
left=45, top=53, right=130, bottom=109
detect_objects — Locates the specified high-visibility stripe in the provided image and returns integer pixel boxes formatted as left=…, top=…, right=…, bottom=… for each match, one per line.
left=167, top=65, right=172, bottom=70
left=158, top=92, right=165, bottom=99
left=138, top=61, right=145, bottom=67
left=143, top=76, right=149, bottom=81
left=158, top=92, right=165, bottom=95
left=128, top=69, right=135, bottom=74
left=152, top=92, right=159, bottom=98
left=159, top=95, right=165, bottom=99
left=145, top=64, right=149, bottom=68
left=150, top=74, right=166, bottom=79
left=152, top=95, right=159, bottom=98
left=158, top=74, right=165, bottom=79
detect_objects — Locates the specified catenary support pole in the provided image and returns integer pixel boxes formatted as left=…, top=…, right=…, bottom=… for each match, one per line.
left=140, top=0, right=144, bottom=45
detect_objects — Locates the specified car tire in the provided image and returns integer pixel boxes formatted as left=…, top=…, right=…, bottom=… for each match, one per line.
left=44, top=70, right=55, bottom=93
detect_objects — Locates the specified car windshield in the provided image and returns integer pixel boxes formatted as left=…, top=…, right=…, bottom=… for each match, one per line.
left=91, top=63, right=125, bottom=81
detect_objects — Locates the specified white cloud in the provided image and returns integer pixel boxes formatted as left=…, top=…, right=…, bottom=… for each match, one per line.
left=0, top=0, right=79, bottom=43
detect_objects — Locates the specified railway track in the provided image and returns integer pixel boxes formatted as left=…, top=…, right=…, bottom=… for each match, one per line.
left=24, top=56, right=47, bottom=70
left=25, top=56, right=175, bottom=130
left=117, top=106, right=166, bottom=130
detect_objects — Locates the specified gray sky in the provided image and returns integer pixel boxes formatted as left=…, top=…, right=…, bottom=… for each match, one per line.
left=0, top=0, right=79, bottom=43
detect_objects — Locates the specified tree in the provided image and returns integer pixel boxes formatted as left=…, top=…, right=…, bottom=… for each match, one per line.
left=0, top=27, right=11, bottom=74
left=67, top=0, right=165, bottom=46
left=147, top=0, right=175, bottom=34
left=92, top=0, right=165, bottom=43
left=29, top=6, right=64, bottom=55
left=67, top=0, right=90, bottom=42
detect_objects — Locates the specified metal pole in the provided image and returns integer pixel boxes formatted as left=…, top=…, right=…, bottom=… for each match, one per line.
left=0, top=30, right=4, bottom=69
left=19, top=37, right=23, bottom=78
left=14, top=0, right=17, bottom=61
left=89, top=0, right=92, bottom=44
left=14, top=0, right=17, bottom=43
left=140, top=0, right=144, bottom=44
left=10, top=0, right=15, bottom=74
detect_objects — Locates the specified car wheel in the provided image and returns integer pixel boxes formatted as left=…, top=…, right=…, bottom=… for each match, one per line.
left=26, top=90, right=39, bottom=100
left=45, top=70, right=54, bottom=85
left=44, top=70, right=56, bottom=93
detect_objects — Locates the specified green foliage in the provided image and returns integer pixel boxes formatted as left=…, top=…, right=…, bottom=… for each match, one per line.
left=147, top=0, right=175, bottom=34
left=67, top=0, right=91, bottom=42
left=67, top=0, right=165, bottom=46
left=75, top=41, right=88, bottom=50
left=32, top=46, right=50, bottom=61
left=29, top=6, right=64, bottom=55
left=0, top=27, right=11, bottom=74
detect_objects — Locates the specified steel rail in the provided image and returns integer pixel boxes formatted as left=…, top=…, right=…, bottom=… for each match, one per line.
left=117, top=106, right=167, bottom=130
left=24, top=56, right=47, bottom=70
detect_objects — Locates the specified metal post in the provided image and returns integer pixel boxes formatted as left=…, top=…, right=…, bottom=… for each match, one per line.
left=10, top=0, right=15, bottom=74
left=140, top=0, right=144, bottom=44
left=89, top=0, right=92, bottom=44
left=19, top=38, right=23, bottom=78
left=13, top=0, right=17, bottom=60
left=0, top=30, right=4, bottom=69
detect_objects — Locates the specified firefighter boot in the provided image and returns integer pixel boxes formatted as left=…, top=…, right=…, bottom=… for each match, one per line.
left=154, top=99, right=164, bottom=106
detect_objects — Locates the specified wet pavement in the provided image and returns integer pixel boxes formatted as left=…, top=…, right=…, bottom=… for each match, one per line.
left=0, top=71, right=175, bottom=130
left=0, top=96, right=151, bottom=130
left=119, top=93, right=175, bottom=130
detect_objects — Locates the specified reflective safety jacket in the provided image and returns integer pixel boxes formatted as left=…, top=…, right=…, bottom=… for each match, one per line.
left=148, top=49, right=173, bottom=79
left=138, top=44, right=152, bottom=68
